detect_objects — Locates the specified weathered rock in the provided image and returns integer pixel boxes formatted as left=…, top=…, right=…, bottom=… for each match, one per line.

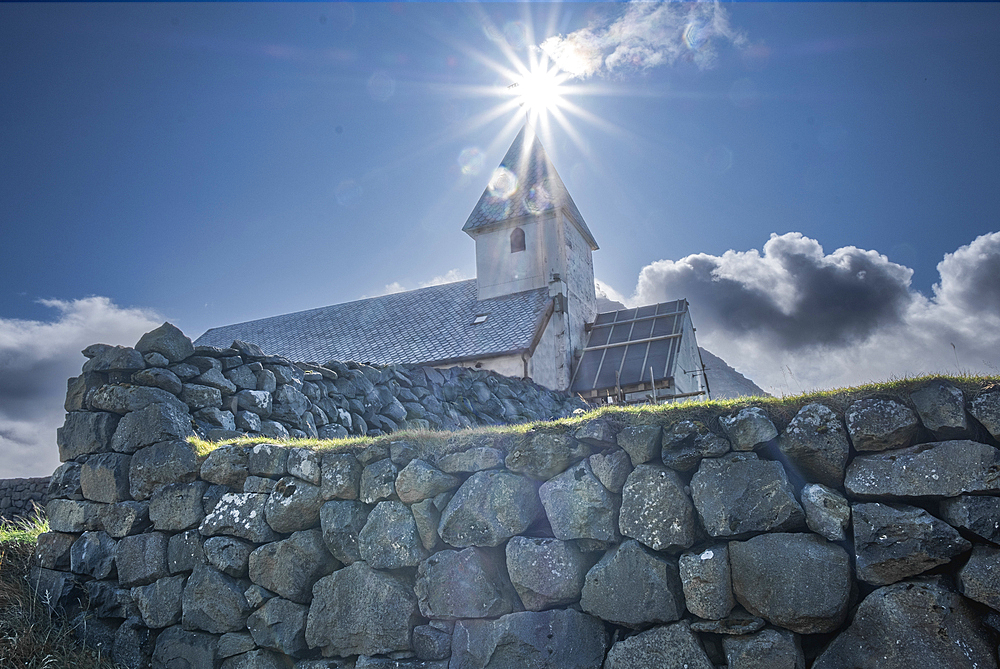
left=319, top=500, right=369, bottom=564
left=801, top=483, right=851, bottom=542
left=236, top=410, right=262, bottom=432
left=204, top=536, right=255, bottom=578
left=845, top=440, right=1000, bottom=499
left=222, top=649, right=293, bottom=669
left=116, top=532, right=170, bottom=587
left=719, top=407, right=777, bottom=452
left=587, top=450, right=631, bottom=493
left=149, top=480, right=210, bottom=531
left=505, top=537, right=591, bottom=611
left=603, top=621, right=713, bottom=669
left=90, top=384, right=188, bottom=416
left=168, top=529, right=207, bottom=574
left=357, top=500, right=427, bottom=568
left=101, top=500, right=150, bottom=538
left=58, top=411, right=119, bottom=461
left=81, top=452, right=132, bottom=503
left=265, top=476, right=323, bottom=533
left=70, top=530, right=117, bottom=579
left=394, top=459, right=459, bottom=504
left=202, top=445, right=250, bottom=489
left=618, top=464, right=695, bottom=551
left=616, top=425, right=661, bottom=466
left=83, top=345, right=146, bottom=373
left=305, top=561, right=420, bottom=657
left=360, top=458, right=399, bottom=504
left=194, top=407, right=237, bottom=431
left=182, top=564, right=251, bottom=634
left=911, top=382, right=969, bottom=439
left=573, top=419, right=616, bottom=448
left=85, top=578, right=138, bottom=619
left=132, top=574, right=186, bottom=628
left=247, top=597, right=309, bottom=656
left=133, top=366, right=184, bottom=395
left=853, top=502, right=970, bottom=585
left=129, top=440, right=200, bottom=501
left=580, top=539, right=685, bottom=628
left=194, top=368, right=238, bottom=395
left=777, top=403, right=850, bottom=487
left=35, top=531, right=76, bottom=570
left=959, top=544, right=1000, bottom=610
left=970, top=391, right=1000, bottom=440
left=170, top=363, right=200, bottom=381
left=248, top=530, right=338, bottom=604
left=65, top=373, right=103, bottom=412
left=136, top=322, right=195, bottom=363
left=29, top=566, right=84, bottom=616
left=70, top=611, right=118, bottom=657
left=679, top=544, right=735, bottom=620
left=218, top=631, right=256, bottom=659
left=47, top=498, right=102, bottom=533
left=729, top=533, right=851, bottom=634
left=689, top=608, right=767, bottom=635
left=438, top=470, right=541, bottom=548
left=258, top=420, right=289, bottom=440
left=414, top=547, right=517, bottom=620
left=112, top=402, right=194, bottom=454
left=287, top=447, right=321, bottom=485
left=723, top=628, right=804, bottom=669
left=450, top=609, right=607, bottom=669
left=411, top=495, right=448, bottom=552
left=813, top=579, right=996, bottom=669
left=691, top=453, right=804, bottom=537
left=938, top=494, right=1000, bottom=543
left=237, top=390, right=273, bottom=417
left=244, top=476, right=275, bottom=494
left=151, top=624, right=219, bottom=669
left=200, top=492, right=280, bottom=543
left=355, top=657, right=447, bottom=669
left=413, top=624, right=451, bottom=661
left=48, top=461, right=83, bottom=500
left=539, top=459, right=620, bottom=543
left=505, top=431, right=590, bottom=480
left=845, top=397, right=920, bottom=451
left=225, top=365, right=259, bottom=391
left=244, top=584, right=274, bottom=610
left=436, top=447, right=504, bottom=474
left=659, top=420, right=730, bottom=471
left=320, top=452, right=361, bottom=500
left=180, top=383, right=224, bottom=410
left=114, top=615, right=157, bottom=669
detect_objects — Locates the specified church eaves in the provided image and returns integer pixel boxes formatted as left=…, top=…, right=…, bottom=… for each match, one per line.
left=463, top=125, right=599, bottom=250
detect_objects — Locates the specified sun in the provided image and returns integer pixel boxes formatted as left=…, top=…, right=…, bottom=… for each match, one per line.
left=509, top=64, right=569, bottom=118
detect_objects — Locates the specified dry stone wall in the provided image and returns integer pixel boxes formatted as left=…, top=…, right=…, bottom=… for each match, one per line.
left=0, top=476, right=49, bottom=520
left=30, top=322, right=1000, bottom=669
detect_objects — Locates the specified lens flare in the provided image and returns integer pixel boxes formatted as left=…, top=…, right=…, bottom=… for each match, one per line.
left=683, top=21, right=709, bottom=51
left=523, top=181, right=553, bottom=214
left=487, top=167, right=518, bottom=199
left=458, top=147, right=485, bottom=176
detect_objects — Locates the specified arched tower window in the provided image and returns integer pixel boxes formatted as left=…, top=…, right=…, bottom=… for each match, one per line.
left=510, top=227, right=526, bottom=253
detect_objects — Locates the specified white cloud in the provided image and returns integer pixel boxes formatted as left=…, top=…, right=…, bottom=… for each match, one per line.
left=376, top=268, right=473, bottom=297
left=0, top=297, right=163, bottom=478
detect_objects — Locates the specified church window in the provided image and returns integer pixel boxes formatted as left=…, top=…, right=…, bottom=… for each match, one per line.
left=510, top=227, right=526, bottom=253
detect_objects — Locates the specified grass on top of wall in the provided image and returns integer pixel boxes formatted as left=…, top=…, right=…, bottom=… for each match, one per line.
left=0, top=511, right=123, bottom=669
left=186, top=374, right=1000, bottom=459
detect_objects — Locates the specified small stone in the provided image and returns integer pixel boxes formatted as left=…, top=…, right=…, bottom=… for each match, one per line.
left=200, top=493, right=280, bottom=543
left=319, top=499, right=370, bottom=564
left=70, top=531, right=117, bottom=579
left=394, top=459, right=459, bottom=504
left=116, top=532, right=170, bottom=587
left=248, top=443, right=287, bottom=477
left=800, top=483, right=851, bottom=542
left=911, top=382, right=969, bottom=439
left=845, top=397, right=920, bottom=451
left=80, top=452, right=132, bottom=503
left=679, top=544, right=735, bottom=620
left=360, top=458, right=399, bottom=504
left=57, top=411, right=119, bottom=461
left=201, top=445, right=250, bottom=489
left=129, top=440, right=200, bottom=501
left=247, top=597, right=310, bottom=656
left=436, top=447, right=504, bottom=473
left=101, top=500, right=150, bottom=538
left=616, top=425, right=661, bottom=466
left=287, top=447, right=321, bottom=485
left=204, top=536, right=255, bottom=578
left=719, top=407, right=777, bottom=451
left=112, top=402, right=194, bottom=454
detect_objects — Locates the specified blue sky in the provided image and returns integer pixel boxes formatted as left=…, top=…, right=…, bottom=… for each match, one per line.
left=1, top=2, right=998, bottom=477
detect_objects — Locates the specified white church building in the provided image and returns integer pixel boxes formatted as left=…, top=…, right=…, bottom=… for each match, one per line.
left=196, top=125, right=708, bottom=403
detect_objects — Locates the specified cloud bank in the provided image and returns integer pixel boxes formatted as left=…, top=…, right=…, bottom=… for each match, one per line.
left=612, top=232, right=1000, bottom=395
left=540, top=0, right=748, bottom=78
left=0, top=298, right=163, bottom=478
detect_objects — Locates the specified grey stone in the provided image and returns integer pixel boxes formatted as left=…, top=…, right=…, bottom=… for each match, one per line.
left=618, top=463, right=696, bottom=551
left=81, top=452, right=132, bottom=503
left=845, top=440, right=1000, bottom=499
left=149, top=481, right=210, bottom=531
left=729, top=533, right=851, bottom=634
left=83, top=345, right=146, bottom=373
left=438, top=470, right=542, bottom=548
left=845, top=397, right=920, bottom=451
left=169, top=363, right=201, bottom=381
left=70, top=530, right=117, bottom=579
left=265, top=476, right=323, bottom=533
left=133, top=367, right=184, bottom=395
left=237, top=410, right=262, bottom=432
left=287, top=448, right=321, bottom=485
left=801, top=483, right=851, bottom=542
left=144, top=352, right=170, bottom=367
left=29, top=566, right=84, bottom=616
left=505, top=431, right=590, bottom=480
left=660, top=420, right=730, bottom=471
left=187, top=355, right=222, bottom=373
left=101, top=500, right=150, bottom=538
left=46, top=498, right=102, bottom=532
left=65, top=373, right=104, bottom=413
left=259, top=420, right=289, bottom=440
left=911, top=382, right=969, bottom=439
left=117, top=532, right=170, bottom=587
left=450, top=609, right=607, bottom=669
left=679, top=544, right=735, bottom=620
left=249, top=530, right=338, bottom=604
left=180, top=383, right=224, bottom=410
left=268, top=364, right=304, bottom=386
left=414, top=547, right=517, bottom=620
left=938, top=494, right=1000, bottom=543
left=394, top=459, right=459, bottom=504
left=691, top=452, right=804, bottom=538
left=195, top=407, right=237, bottom=430
left=813, top=579, right=996, bottom=669
left=411, top=497, right=444, bottom=552
left=48, top=461, right=83, bottom=500
left=723, top=628, right=804, bottom=669
left=359, top=500, right=429, bottom=569
left=616, top=425, right=661, bottom=466
left=436, top=447, right=504, bottom=473
left=360, top=458, right=399, bottom=504
left=689, top=608, right=766, bottom=635
left=194, top=367, right=238, bottom=394
left=603, top=621, right=712, bottom=669
left=355, top=658, right=447, bottom=669
left=132, top=574, right=186, bottom=628
left=573, top=419, right=616, bottom=448
left=57, top=411, right=119, bottom=461
left=319, top=499, right=370, bottom=564
left=538, top=459, right=620, bottom=543
left=248, top=442, right=288, bottom=477
left=305, top=561, right=420, bottom=657
left=959, top=543, right=1000, bottom=610
left=200, top=493, right=280, bottom=543
left=202, top=445, right=250, bottom=489
left=237, top=390, right=273, bottom=417
left=114, top=615, right=157, bottom=669
left=587, top=449, right=631, bottom=494
left=151, top=625, right=219, bottom=669
left=580, top=539, right=684, bottom=627
left=129, top=440, right=200, bottom=501
left=257, top=369, right=277, bottom=393
left=248, top=597, right=310, bottom=656
left=225, top=365, right=259, bottom=391
left=204, top=536, right=255, bottom=578
left=853, top=502, right=970, bottom=585
left=136, top=322, right=195, bottom=363
left=244, top=584, right=275, bottom=609
left=970, top=390, right=1000, bottom=440
left=505, top=536, right=591, bottom=611
left=168, top=529, right=207, bottom=574
left=70, top=611, right=118, bottom=657
left=321, top=452, right=361, bottom=500
left=719, top=407, right=777, bottom=451
left=219, top=632, right=256, bottom=659
left=413, top=626, right=451, bottom=661
left=34, top=531, right=76, bottom=569
left=182, top=564, right=251, bottom=633
left=777, top=403, right=850, bottom=487
left=245, top=475, right=276, bottom=494
left=112, top=402, right=194, bottom=454
left=90, top=384, right=188, bottom=416
left=272, top=384, right=310, bottom=422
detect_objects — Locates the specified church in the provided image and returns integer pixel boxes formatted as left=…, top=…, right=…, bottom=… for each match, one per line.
left=195, top=125, right=709, bottom=403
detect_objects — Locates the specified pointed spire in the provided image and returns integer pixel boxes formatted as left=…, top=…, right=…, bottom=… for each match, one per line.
left=463, top=125, right=598, bottom=250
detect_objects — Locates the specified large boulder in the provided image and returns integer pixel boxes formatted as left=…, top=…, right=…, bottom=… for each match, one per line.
left=264, top=476, right=323, bottom=533
left=910, top=381, right=969, bottom=439
left=719, top=407, right=777, bottom=451
left=603, top=621, right=713, bottom=669
left=358, top=500, right=429, bottom=569
left=248, top=530, right=338, bottom=604
left=414, top=547, right=518, bottom=620
left=111, top=402, right=193, bottom=454
left=776, top=403, right=850, bottom=487
left=57, top=411, right=119, bottom=461
left=200, top=493, right=280, bottom=543
left=129, top=440, right=200, bottom=501
left=505, top=537, right=591, bottom=611
left=845, top=440, right=1000, bottom=499
left=618, top=464, right=696, bottom=551
left=438, top=470, right=541, bottom=548
left=135, top=322, right=195, bottom=363
left=181, top=564, right=252, bottom=634
left=538, top=459, right=619, bottom=543
left=845, top=398, right=920, bottom=451
left=505, top=431, right=590, bottom=480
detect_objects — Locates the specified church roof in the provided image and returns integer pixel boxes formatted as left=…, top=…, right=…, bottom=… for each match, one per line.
left=463, top=125, right=599, bottom=250
left=194, top=280, right=551, bottom=367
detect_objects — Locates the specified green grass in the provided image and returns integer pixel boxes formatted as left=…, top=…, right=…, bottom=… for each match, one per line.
left=0, top=509, right=123, bottom=669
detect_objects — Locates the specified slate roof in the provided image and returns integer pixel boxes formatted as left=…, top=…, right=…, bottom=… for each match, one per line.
left=464, top=125, right=599, bottom=250
left=194, top=280, right=551, bottom=366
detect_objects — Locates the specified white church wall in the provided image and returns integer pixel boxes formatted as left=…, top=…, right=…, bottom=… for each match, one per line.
left=474, top=213, right=555, bottom=300
left=434, top=353, right=525, bottom=380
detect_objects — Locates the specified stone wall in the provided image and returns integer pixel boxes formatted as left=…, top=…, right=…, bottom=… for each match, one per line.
left=0, top=476, right=49, bottom=521
left=29, top=322, right=1000, bottom=669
